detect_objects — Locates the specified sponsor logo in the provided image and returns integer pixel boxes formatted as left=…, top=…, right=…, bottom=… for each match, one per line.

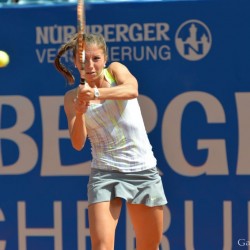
left=175, top=19, right=212, bottom=61
left=35, top=20, right=212, bottom=63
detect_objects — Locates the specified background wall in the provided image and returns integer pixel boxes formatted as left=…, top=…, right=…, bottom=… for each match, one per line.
left=0, top=1, right=250, bottom=249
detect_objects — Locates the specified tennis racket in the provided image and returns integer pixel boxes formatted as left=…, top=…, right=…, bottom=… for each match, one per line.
left=77, top=0, right=86, bottom=85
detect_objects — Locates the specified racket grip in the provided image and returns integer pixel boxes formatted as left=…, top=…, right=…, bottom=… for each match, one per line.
left=80, top=78, right=85, bottom=85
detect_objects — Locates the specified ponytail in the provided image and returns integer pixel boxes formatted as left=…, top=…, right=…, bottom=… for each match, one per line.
left=54, top=34, right=78, bottom=85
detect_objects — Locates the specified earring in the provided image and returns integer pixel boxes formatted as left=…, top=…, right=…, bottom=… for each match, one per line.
left=75, top=65, right=77, bottom=68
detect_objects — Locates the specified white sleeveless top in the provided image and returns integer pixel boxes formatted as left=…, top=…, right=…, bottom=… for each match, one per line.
left=85, top=69, right=157, bottom=172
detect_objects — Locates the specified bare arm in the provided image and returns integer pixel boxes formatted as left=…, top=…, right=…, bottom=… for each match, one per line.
left=99, top=62, right=139, bottom=100
left=64, top=89, right=88, bottom=151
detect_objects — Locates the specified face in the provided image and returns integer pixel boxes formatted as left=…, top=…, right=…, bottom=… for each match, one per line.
left=75, top=44, right=107, bottom=83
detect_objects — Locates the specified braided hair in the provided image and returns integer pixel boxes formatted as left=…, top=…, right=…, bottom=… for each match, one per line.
left=54, top=33, right=107, bottom=85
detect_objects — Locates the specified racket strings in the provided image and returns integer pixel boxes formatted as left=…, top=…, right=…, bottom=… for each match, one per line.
left=77, top=0, right=86, bottom=85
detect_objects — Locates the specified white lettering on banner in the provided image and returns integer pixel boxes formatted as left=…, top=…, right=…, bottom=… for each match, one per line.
left=35, top=20, right=213, bottom=63
left=2, top=92, right=250, bottom=176
left=224, top=201, right=232, bottom=249
left=235, top=93, right=250, bottom=175
left=91, top=23, right=171, bottom=62
left=35, top=25, right=76, bottom=64
left=18, top=201, right=63, bottom=250
left=35, top=23, right=170, bottom=63
left=0, top=209, right=6, bottom=250
left=86, top=23, right=170, bottom=42
left=36, top=25, right=76, bottom=44
left=185, top=201, right=235, bottom=249
left=185, top=201, right=195, bottom=249
left=0, top=96, right=38, bottom=175
left=36, top=48, right=58, bottom=63
left=108, top=45, right=171, bottom=61
left=36, top=44, right=171, bottom=63
left=39, top=96, right=91, bottom=176
left=36, top=48, right=74, bottom=64
left=36, top=23, right=170, bottom=45
left=77, top=201, right=90, bottom=250
left=162, top=91, right=229, bottom=176
left=0, top=95, right=153, bottom=176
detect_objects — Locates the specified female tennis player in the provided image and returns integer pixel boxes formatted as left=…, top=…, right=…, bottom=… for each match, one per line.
left=54, top=33, right=167, bottom=250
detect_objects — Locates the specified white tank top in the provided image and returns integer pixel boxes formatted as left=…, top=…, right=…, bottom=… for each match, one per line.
left=85, top=69, right=157, bottom=172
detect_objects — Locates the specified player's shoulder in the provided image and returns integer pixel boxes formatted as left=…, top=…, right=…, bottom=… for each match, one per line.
left=109, top=61, right=126, bottom=69
left=108, top=61, right=129, bottom=74
left=64, top=87, right=77, bottom=102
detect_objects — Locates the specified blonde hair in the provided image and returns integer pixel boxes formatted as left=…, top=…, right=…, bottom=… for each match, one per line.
left=54, top=33, right=107, bottom=85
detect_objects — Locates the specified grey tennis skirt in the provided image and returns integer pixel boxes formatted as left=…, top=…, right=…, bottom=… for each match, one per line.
left=87, top=167, right=167, bottom=207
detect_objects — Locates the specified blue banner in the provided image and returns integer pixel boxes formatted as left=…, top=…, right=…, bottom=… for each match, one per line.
left=1, top=1, right=250, bottom=249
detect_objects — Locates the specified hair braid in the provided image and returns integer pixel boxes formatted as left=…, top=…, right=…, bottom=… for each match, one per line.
left=54, top=34, right=78, bottom=85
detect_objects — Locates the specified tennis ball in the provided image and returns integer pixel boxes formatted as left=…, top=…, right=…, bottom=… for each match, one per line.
left=0, top=51, right=10, bottom=68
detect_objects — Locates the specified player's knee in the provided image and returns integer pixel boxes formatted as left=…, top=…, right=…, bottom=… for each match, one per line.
left=91, top=237, right=114, bottom=250
left=91, top=242, right=112, bottom=250
left=151, top=234, right=162, bottom=248
left=136, top=234, right=162, bottom=250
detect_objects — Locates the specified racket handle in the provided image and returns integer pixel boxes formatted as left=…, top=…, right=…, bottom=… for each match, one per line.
left=80, top=78, right=85, bottom=85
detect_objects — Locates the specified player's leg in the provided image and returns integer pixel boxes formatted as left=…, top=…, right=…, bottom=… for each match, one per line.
left=88, top=198, right=123, bottom=250
left=127, top=203, right=163, bottom=250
